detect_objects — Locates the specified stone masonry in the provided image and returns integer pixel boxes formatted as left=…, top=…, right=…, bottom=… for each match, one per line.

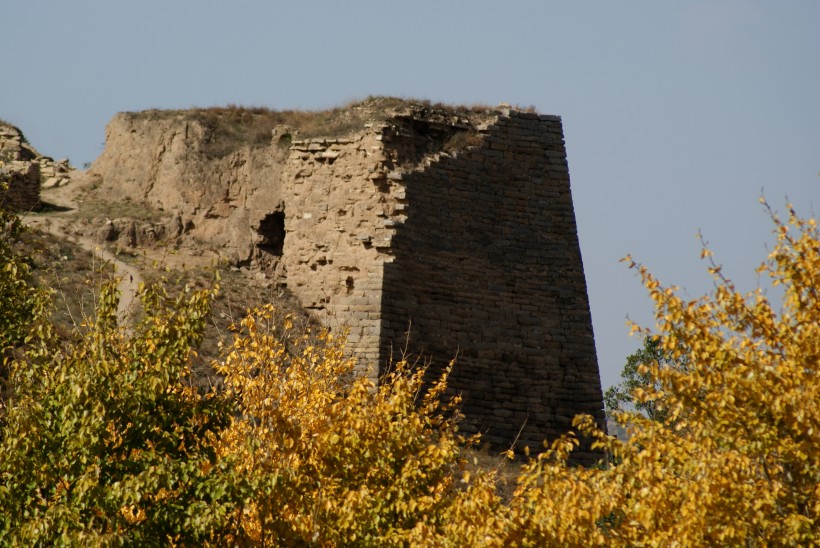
left=278, top=107, right=606, bottom=461
left=0, top=161, right=40, bottom=211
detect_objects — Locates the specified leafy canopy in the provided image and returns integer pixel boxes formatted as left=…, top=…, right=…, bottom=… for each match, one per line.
left=604, top=336, right=683, bottom=423
left=0, top=275, right=240, bottom=545
left=1, top=193, right=818, bottom=545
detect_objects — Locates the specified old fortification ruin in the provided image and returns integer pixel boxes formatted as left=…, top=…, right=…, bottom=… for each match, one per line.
left=0, top=122, right=74, bottom=211
left=87, top=98, right=606, bottom=459
left=0, top=123, right=72, bottom=211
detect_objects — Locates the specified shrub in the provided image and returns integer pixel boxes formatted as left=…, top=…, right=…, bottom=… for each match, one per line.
left=211, top=305, right=475, bottom=545
left=0, top=277, right=239, bottom=544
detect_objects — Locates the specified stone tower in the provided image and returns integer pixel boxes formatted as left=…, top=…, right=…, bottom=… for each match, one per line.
left=280, top=107, right=606, bottom=460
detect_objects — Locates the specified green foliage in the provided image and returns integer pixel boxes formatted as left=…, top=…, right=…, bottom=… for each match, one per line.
left=604, top=336, right=684, bottom=422
left=0, top=180, right=48, bottom=357
left=0, top=277, right=239, bottom=544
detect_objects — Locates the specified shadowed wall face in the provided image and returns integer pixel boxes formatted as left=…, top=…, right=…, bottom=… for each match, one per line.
left=379, top=113, right=605, bottom=461
left=0, top=161, right=40, bottom=211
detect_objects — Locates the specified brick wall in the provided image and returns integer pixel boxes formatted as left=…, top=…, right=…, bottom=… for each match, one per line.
left=281, top=130, right=405, bottom=381
left=280, top=109, right=605, bottom=462
left=0, top=161, right=40, bottom=211
left=379, top=113, right=605, bottom=460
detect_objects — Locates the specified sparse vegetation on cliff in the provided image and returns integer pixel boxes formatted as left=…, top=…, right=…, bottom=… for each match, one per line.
left=125, top=96, right=499, bottom=158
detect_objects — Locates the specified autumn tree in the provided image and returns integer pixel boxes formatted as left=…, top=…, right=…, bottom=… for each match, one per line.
left=0, top=274, right=241, bottom=544
left=210, top=305, right=478, bottom=545
left=482, top=202, right=820, bottom=545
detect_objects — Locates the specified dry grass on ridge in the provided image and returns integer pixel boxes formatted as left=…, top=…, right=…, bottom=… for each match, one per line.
left=125, top=96, right=508, bottom=158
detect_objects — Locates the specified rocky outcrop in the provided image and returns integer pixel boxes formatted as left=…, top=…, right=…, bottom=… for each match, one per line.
left=40, top=158, right=71, bottom=189
left=97, top=216, right=189, bottom=248
left=0, top=121, right=76, bottom=210
left=89, top=112, right=287, bottom=264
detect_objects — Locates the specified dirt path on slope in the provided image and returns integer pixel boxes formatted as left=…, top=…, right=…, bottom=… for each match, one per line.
left=24, top=171, right=144, bottom=326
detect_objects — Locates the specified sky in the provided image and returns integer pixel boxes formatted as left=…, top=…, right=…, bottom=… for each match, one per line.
left=3, top=1, right=819, bottom=392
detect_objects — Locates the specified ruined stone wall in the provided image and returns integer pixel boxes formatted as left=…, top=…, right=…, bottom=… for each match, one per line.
left=378, top=112, right=605, bottom=459
left=277, top=110, right=605, bottom=459
left=281, top=129, right=406, bottom=380
left=0, top=161, right=40, bottom=211
left=0, top=123, right=41, bottom=211
left=87, top=103, right=606, bottom=459
left=0, top=123, right=38, bottom=162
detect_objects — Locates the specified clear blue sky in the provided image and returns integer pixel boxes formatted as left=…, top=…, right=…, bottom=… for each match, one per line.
left=3, top=1, right=819, bottom=391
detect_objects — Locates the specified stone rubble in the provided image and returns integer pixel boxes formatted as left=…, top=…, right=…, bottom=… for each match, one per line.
left=0, top=122, right=73, bottom=210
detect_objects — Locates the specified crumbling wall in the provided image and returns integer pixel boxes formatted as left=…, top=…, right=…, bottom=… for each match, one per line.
left=0, top=161, right=40, bottom=211
left=279, top=111, right=487, bottom=381
left=0, top=123, right=41, bottom=211
left=87, top=102, right=606, bottom=459
left=0, top=123, right=38, bottom=162
left=277, top=108, right=605, bottom=460
left=281, top=130, right=405, bottom=379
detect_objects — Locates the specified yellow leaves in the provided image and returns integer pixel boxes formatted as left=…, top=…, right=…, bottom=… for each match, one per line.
left=120, top=504, right=147, bottom=525
left=210, top=304, right=472, bottom=544
left=609, top=203, right=820, bottom=544
left=8, top=200, right=818, bottom=544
